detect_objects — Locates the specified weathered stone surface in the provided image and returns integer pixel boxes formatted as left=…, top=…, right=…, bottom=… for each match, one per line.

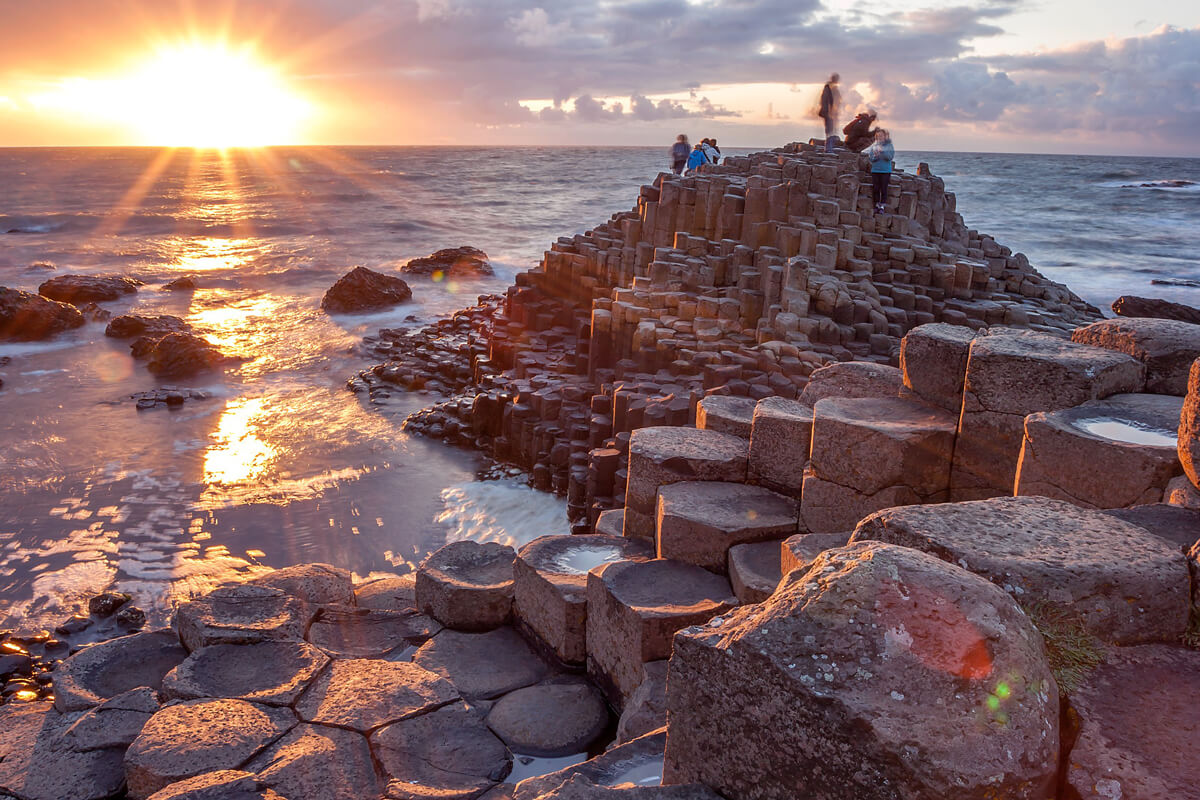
left=586, top=558, right=736, bottom=708
left=513, top=535, right=652, bottom=665
left=146, top=770, right=286, bottom=800
left=853, top=496, right=1191, bottom=644
left=1181, top=358, right=1200, bottom=491
left=614, top=660, right=668, bottom=746
left=125, top=699, right=296, bottom=799
left=624, top=427, right=748, bottom=539
left=0, top=285, right=85, bottom=341
left=63, top=686, right=158, bottom=751
left=413, top=628, right=551, bottom=700
left=372, top=701, right=510, bottom=800
left=899, top=322, right=975, bottom=412
left=247, top=723, right=381, bottom=800
left=1072, top=317, right=1200, bottom=395
left=295, top=658, right=458, bottom=732
left=1105, top=502, right=1200, bottom=553
left=106, top=313, right=189, bottom=339
left=162, top=641, right=329, bottom=706
left=306, top=605, right=440, bottom=658
left=1016, top=393, right=1184, bottom=508
left=355, top=574, right=417, bottom=610
left=952, top=331, right=1145, bottom=499
left=747, top=396, right=812, bottom=496
left=321, top=266, right=412, bottom=313
left=799, top=466, right=921, bottom=533
left=0, top=702, right=125, bottom=800
left=1166, top=473, right=1200, bottom=507
left=39, top=274, right=141, bottom=304
left=655, top=482, right=798, bottom=573
left=1113, top=294, right=1200, bottom=325
left=533, top=776, right=722, bottom=800
left=54, top=629, right=187, bottom=712
left=402, top=246, right=494, bottom=278
left=513, top=729, right=666, bottom=800
left=175, top=585, right=311, bottom=652
left=797, top=361, right=904, bottom=406
left=486, top=679, right=608, bottom=757
left=145, top=332, right=232, bottom=378
left=250, top=563, right=354, bottom=606
left=417, top=540, right=516, bottom=632
left=593, top=509, right=624, bottom=537
left=663, top=542, right=1060, bottom=800
left=780, top=531, right=851, bottom=578
left=695, top=395, right=756, bottom=438
left=1065, top=645, right=1200, bottom=800
left=727, top=540, right=783, bottom=604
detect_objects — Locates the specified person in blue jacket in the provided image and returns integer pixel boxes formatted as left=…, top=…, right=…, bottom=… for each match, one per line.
left=685, top=141, right=709, bottom=175
left=867, top=129, right=894, bottom=214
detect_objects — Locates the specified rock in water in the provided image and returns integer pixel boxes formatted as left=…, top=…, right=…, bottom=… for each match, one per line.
left=663, top=541, right=1060, bottom=800
left=162, top=276, right=197, bottom=292
left=105, top=314, right=190, bottom=339
left=145, top=333, right=231, bottom=378
left=0, top=286, right=85, bottom=341
left=1112, top=295, right=1200, bottom=326
left=321, top=266, right=412, bottom=313
left=402, top=246, right=493, bottom=278
left=37, top=274, right=141, bottom=304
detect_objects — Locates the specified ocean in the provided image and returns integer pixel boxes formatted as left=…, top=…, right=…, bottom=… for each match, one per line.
left=1, top=145, right=1198, bottom=632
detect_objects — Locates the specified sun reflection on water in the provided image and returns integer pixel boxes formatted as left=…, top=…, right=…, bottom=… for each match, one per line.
left=175, top=236, right=251, bottom=272
left=204, top=397, right=276, bottom=487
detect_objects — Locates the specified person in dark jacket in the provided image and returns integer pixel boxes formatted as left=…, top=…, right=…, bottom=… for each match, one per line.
left=842, top=110, right=877, bottom=152
left=818, top=73, right=840, bottom=153
left=670, top=134, right=690, bottom=175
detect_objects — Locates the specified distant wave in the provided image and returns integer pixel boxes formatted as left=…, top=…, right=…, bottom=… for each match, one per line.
left=1100, top=169, right=1139, bottom=179
left=1115, top=179, right=1197, bottom=190
left=1151, top=277, right=1200, bottom=287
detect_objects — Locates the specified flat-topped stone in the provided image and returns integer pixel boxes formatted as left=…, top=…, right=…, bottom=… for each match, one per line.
left=586, top=559, right=736, bottom=708
left=62, top=687, right=158, bottom=751
left=797, top=361, right=904, bottom=406
left=125, top=699, right=296, bottom=799
left=0, top=702, right=126, bottom=800
left=54, top=629, right=187, bottom=712
left=1072, top=317, right=1200, bottom=396
left=162, top=641, right=329, bottom=706
left=852, top=496, right=1191, bottom=644
left=727, top=540, right=783, bottom=604
left=486, top=678, right=608, bottom=758
left=247, top=724, right=381, bottom=800
left=413, top=627, right=552, bottom=700
left=372, top=702, right=510, bottom=800
left=900, top=322, right=975, bottom=412
left=780, top=531, right=851, bottom=578
left=664, top=542, right=1060, bottom=800
left=1065, top=645, right=1200, bottom=800
left=146, top=771, right=286, bottom=800
left=655, top=482, right=798, bottom=573
left=294, top=658, right=458, bottom=733
left=417, top=540, right=516, bottom=631
left=1016, top=393, right=1183, bottom=508
left=513, top=729, right=666, bottom=800
left=593, top=509, right=624, bottom=537
left=514, top=535, right=653, bottom=665
left=695, top=395, right=756, bottom=438
left=623, top=427, right=748, bottom=540
left=306, top=604, right=440, bottom=658
left=175, top=585, right=312, bottom=652
left=354, top=574, right=416, bottom=611
left=1105, top=503, right=1200, bottom=553
left=747, top=396, right=812, bottom=496
left=249, top=563, right=354, bottom=606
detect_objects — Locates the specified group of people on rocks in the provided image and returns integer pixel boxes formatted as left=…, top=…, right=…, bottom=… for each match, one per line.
left=669, top=135, right=721, bottom=175
left=820, top=72, right=895, bottom=214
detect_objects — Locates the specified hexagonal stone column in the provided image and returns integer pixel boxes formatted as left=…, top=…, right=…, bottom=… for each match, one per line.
left=899, top=322, right=975, bottom=413
left=727, top=540, right=783, bottom=604
left=486, top=678, right=609, bottom=757
left=797, top=361, right=904, bottom=406
left=747, top=397, right=813, bottom=497
left=780, top=531, right=850, bottom=578
left=801, top=396, right=956, bottom=532
left=174, top=586, right=312, bottom=652
left=1072, top=317, right=1200, bottom=395
left=586, top=558, right=736, bottom=708
left=1016, top=393, right=1184, bottom=508
left=852, top=496, right=1191, bottom=644
left=951, top=331, right=1144, bottom=500
left=162, top=641, right=328, bottom=706
left=513, top=534, right=652, bottom=665
left=53, top=629, right=186, bottom=712
left=417, top=540, right=516, bottom=631
left=695, top=395, right=756, bottom=438
left=294, top=659, right=459, bottom=732
left=248, top=563, right=354, bottom=605
left=246, top=723, right=380, bottom=800
left=656, top=482, right=798, bottom=573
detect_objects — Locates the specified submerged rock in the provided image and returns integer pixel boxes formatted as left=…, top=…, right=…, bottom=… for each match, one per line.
left=321, top=266, right=412, bottom=313
left=0, top=286, right=85, bottom=341
left=106, top=313, right=190, bottom=339
left=162, top=276, right=198, bottom=292
left=402, top=246, right=493, bottom=278
left=38, top=274, right=141, bottom=304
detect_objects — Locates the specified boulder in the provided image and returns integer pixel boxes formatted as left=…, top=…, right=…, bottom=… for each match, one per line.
left=695, top=395, right=756, bottom=438
left=53, top=629, right=187, bottom=712
left=145, top=332, right=232, bottom=378
left=249, top=563, right=354, bottom=605
left=161, top=276, right=198, bottom=292
left=62, top=686, right=159, bottom=751
left=106, top=314, right=189, bottom=339
left=146, top=770, right=285, bottom=800
left=796, top=361, right=904, bottom=406
left=38, top=274, right=141, bottom=304
left=321, top=266, right=412, bottom=313
left=952, top=330, right=1145, bottom=499
left=1112, top=294, right=1200, bottom=325
left=305, top=605, right=440, bottom=658
left=125, top=699, right=296, bottom=799
left=402, top=246, right=494, bottom=278
left=371, top=702, right=510, bottom=799
left=593, top=509, right=624, bottom=537
left=413, top=627, right=551, bottom=700
left=614, top=660, right=668, bottom=746
left=623, top=427, right=748, bottom=540
left=162, top=641, right=329, bottom=706
left=0, top=286, right=85, bottom=341
left=0, top=702, right=126, bottom=800
left=586, top=558, right=736, bottom=708
left=294, top=658, right=458, bottom=733
left=1104, top=502, right=1200, bottom=553
left=513, top=534, right=652, bottom=665
left=852, top=496, right=1191, bottom=644
left=174, top=585, right=312, bottom=652
left=899, top=322, right=975, bottom=412
left=1072, top=316, right=1200, bottom=395
left=88, top=591, right=132, bottom=616
left=1181, top=358, right=1200, bottom=491
left=746, top=396, right=812, bottom=496
left=1064, top=645, right=1200, bottom=800
left=354, top=574, right=416, bottom=610
left=655, top=482, right=798, bottom=573
left=513, top=729, right=667, bottom=800
left=663, top=542, right=1061, bottom=800
left=1016, top=393, right=1184, bottom=508
left=780, top=531, right=850, bottom=577
left=726, top=540, right=783, bottom=604
left=417, top=540, right=516, bottom=631
left=485, top=678, right=609, bottom=757
left=246, top=724, right=381, bottom=800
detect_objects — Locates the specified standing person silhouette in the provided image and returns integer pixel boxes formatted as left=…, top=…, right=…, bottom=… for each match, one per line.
left=867, top=129, right=895, bottom=214
left=670, top=134, right=690, bottom=175
left=819, top=73, right=840, bottom=153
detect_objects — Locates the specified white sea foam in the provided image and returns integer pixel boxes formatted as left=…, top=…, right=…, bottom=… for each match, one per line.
left=436, top=479, right=568, bottom=549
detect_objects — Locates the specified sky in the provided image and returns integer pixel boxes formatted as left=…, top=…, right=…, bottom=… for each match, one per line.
left=0, top=0, right=1198, bottom=154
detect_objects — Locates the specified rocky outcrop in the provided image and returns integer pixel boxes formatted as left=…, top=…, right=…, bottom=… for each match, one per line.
left=0, top=702, right=126, bottom=800
left=105, top=314, right=190, bottom=339
left=1072, top=316, right=1200, bottom=395
left=321, top=266, right=412, bottom=313
left=1181, top=358, right=1200, bottom=491
left=293, top=658, right=458, bottom=732
left=38, top=274, right=141, bottom=304
left=144, top=332, right=234, bottom=378
left=402, top=246, right=494, bottom=278
left=1112, top=294, right=1200, bottom=325
left=162, top=276, right=198, bottom=292
left=0, top=286, right=85, bottom=341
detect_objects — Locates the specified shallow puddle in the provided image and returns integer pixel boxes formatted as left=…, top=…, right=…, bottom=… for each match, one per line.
left=1073, top=417, right=1177, bottom=447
